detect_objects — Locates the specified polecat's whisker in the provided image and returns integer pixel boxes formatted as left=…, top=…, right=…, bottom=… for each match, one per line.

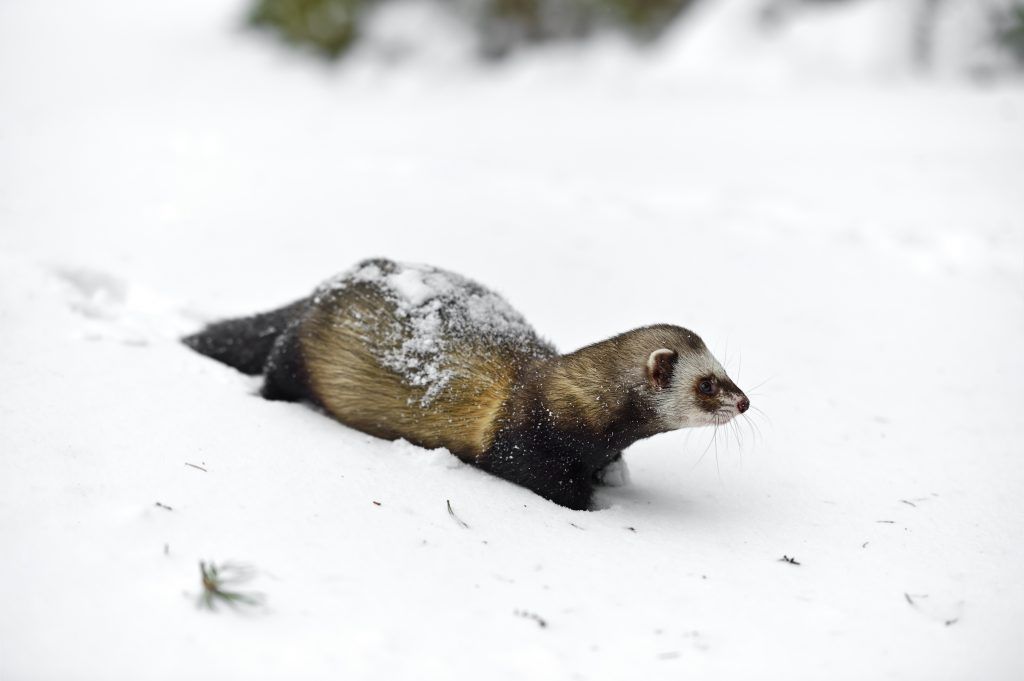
left=746, top=376, right=774, bottom=393
left=734, top=420, right=744, bottom=466
left=691, top=423, right=719, bottom=472
left=712, top=417, right=722, bottom=481
left=741, top=413, right=762, bottom=447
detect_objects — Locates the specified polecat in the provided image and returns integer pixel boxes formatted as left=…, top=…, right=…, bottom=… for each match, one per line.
left=183, top=258, right=749, bottom=510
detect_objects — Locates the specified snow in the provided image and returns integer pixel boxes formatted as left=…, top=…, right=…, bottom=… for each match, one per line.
left=386, top=266, right=438, bottom=306
left=1, top=1, right=1024, bottom=680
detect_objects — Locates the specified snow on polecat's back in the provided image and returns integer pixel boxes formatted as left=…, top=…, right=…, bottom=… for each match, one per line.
left=299, top=259, right=555, bottom=458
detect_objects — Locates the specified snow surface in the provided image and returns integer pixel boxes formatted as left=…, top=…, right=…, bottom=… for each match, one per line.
left=2, top=1, right=1024, bottom=680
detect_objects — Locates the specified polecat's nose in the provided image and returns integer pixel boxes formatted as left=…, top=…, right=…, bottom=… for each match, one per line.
left=737, top=397, right=750, bottom=413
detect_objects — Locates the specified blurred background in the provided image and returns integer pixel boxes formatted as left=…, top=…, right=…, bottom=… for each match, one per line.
left=1, top=0, right=1021, bottom=319
left=244, top=0, right=1024, bottom=75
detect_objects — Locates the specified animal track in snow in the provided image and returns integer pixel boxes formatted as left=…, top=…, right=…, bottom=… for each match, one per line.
left=52, top=265, right=189, bottom=346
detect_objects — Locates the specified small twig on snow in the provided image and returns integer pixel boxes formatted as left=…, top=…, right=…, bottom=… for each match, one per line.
left=904, top=592, right=929, bottom=607
left=446, top=499, right=469, bottom=528
left=514, top=610, right=547, bottom=628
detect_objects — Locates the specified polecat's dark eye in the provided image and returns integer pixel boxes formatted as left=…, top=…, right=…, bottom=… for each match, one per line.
left=698, top=379, right=715, bottom=395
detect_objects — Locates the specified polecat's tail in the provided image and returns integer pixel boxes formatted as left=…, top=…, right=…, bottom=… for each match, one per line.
left=182, top=299, right=307, bottom=375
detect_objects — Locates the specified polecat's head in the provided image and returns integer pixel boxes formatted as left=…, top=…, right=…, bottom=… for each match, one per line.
left=643, top=327, right=749, bottom=430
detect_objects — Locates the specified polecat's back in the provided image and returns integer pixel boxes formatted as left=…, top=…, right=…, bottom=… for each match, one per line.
left=296, top=259, right=556, bottom=459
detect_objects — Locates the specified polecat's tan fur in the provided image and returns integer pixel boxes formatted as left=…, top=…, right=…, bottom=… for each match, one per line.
left=301, top=284, right=528, bottom=459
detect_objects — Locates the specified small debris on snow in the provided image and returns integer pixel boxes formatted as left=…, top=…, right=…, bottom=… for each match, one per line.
left=904, top=593, right=929, bottom=606
left=372, top=501, right=382, bottom=506
left=513, top=610, right=547, bottom=628
left=197, top=561, right=264, bottom=611
left=446, top=499, right=469, bottom=528
left=154, top=502, right=173, bottom=511
left=780, top=555, right=801, bottom=565
left=184, top=462, right=207, bottom=472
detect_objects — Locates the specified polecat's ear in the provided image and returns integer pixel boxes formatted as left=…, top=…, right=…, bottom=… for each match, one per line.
left=646, top=348, right=678, bottom=390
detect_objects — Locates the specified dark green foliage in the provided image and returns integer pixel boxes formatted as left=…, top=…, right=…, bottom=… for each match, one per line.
left=250, top=0, right=364, bottom=58
left=248, top=0, right=698, bottom=59
left=597, top=0, right=696, bottom=38
left=996, top=2, right=1024, bottom=63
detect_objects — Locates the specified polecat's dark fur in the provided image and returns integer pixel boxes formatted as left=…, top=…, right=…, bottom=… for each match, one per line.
left=183, top=259, right=749, bottom=510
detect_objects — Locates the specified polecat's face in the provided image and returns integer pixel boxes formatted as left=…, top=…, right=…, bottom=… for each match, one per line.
left=646, top=345, right=749, bottom=430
